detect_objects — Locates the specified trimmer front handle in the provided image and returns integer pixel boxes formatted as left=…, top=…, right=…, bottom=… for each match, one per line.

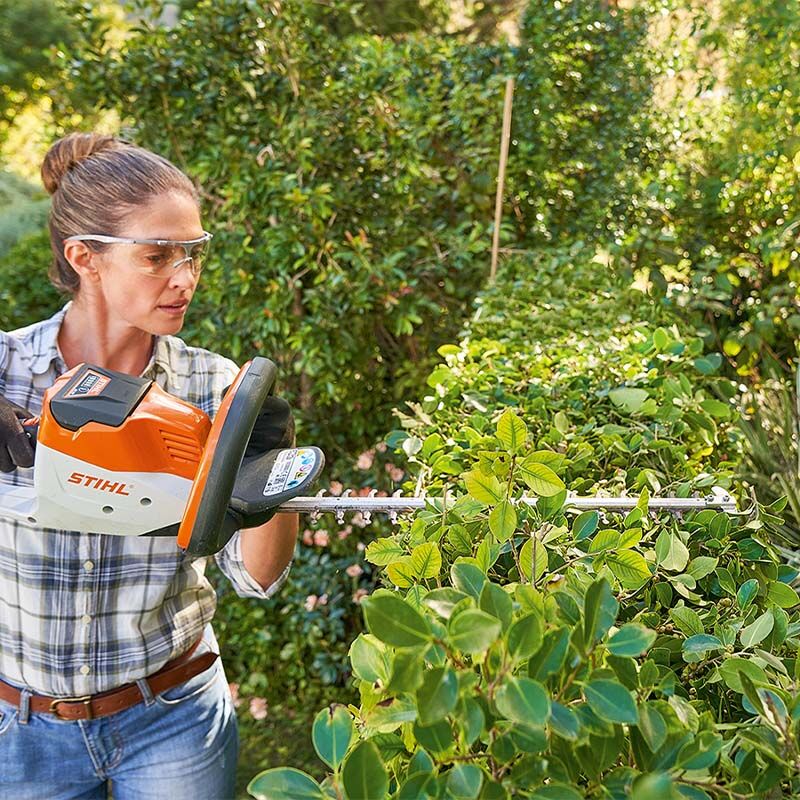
left=177, top=358, right=324, bottom=557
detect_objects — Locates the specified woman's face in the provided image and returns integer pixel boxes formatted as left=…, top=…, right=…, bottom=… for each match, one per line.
left=94, top=191, right=205, bottom=336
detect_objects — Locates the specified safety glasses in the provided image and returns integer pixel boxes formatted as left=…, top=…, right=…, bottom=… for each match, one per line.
left=64, top=231, right=213, bottom=278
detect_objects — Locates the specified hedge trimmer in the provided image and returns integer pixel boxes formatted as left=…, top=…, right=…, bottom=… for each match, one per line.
left=0, top=358, right=740, bottom=557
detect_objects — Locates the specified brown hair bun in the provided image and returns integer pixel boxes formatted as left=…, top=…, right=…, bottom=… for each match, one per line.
left=41, top=133, right=123, bottom=195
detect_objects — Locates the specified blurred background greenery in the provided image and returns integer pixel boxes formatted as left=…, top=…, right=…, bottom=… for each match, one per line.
left=1, top=0, right=799, bottom=793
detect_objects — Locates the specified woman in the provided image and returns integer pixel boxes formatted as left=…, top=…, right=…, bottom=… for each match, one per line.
left=0, top=133, right=298, bottom=799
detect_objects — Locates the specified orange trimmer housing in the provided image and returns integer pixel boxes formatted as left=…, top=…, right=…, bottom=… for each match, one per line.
left=5, top=358, right=324, bottom=556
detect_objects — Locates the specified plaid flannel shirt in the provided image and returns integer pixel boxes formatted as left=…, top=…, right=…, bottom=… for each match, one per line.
left=0, top=304, right=289, bottom=696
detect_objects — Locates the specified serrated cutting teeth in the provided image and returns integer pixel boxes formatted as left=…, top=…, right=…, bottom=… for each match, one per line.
left=282, top=488, right=742, bottom=524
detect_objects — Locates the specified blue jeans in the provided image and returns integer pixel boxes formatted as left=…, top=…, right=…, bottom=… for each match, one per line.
left=0, top=626, right=239, bottom=800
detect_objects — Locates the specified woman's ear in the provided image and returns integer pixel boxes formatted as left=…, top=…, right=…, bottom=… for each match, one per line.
left=63, top=241, right=102, bottom=284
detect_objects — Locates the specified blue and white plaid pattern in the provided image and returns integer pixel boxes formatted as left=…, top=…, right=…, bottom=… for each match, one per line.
left=0, top=304, right=288, bottom=696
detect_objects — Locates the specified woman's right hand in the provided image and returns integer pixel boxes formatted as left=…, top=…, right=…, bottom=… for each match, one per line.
left=0, top=395, right=35, bottom=472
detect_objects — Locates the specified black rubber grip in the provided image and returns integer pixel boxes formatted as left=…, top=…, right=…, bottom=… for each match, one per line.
left=183, top=358, right=276, bottom=557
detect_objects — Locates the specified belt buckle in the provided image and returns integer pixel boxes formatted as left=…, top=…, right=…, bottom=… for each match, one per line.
left=49, top=695, right=94, bottom=720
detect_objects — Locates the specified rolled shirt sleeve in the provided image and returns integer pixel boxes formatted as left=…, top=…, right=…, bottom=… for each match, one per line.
left=213, top=528, right=292, bottom=599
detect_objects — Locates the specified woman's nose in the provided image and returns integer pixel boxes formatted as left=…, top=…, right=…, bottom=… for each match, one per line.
left=168, top=259, right=199, bottom=289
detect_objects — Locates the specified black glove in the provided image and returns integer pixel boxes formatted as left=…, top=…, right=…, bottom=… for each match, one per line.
left=245, top=394, right=295, bottom=457
left=221, top=384, right=295, bottom=458
left=0, top=395, right=35, bottom=472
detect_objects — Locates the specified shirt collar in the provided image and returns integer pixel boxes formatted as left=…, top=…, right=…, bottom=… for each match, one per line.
left=28, top=304, right=69, bottom=376
left=29, top=302, right=178, bottom=387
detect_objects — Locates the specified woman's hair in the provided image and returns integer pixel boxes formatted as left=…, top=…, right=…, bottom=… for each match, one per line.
left=41, top=132, right=199, bottom=293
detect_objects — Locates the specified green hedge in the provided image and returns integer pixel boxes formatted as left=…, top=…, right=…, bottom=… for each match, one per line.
left=0, top=171, right=50, bottom=260
left=621, top=0, right=800, bottom=378
left=56, top=0, right=665, bottom=456
left=0, top=230, right=63, bottom=331
left=251, top=249, right=798, bottom=799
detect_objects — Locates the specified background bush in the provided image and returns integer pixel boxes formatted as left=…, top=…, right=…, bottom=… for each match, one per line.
left=254, top=249, right=799, bottom=799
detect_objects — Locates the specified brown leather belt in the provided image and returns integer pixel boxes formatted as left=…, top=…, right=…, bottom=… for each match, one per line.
left=0, top=637, right=218, bottom=721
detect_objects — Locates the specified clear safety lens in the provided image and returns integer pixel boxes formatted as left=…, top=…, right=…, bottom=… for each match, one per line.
left=137, top=239, right=210, bottom=277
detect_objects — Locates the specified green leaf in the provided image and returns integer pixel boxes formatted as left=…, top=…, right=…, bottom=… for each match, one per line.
left=387, top=558, right=415, bottom=588
left=248, top=768, right=323, bottom=800
left=423, top=588, right=470, bottom=620
left=459, top=698, right=485, bottom=747
left=584, top=679, right=639, bottom=725
left=518, top=458, right=566, bottom=497
left=479, top=582, right=513, bottom=630
left=686, top=556, right=718, bottom=580
left=682, top=634, right=723, bottom=657
left=365, top=697, right=417, bottom=733
left=737, top=578, right=759, bottom=610
left=609, top=387, right=649, bottom=414
left=341, top=741, right=388, bottom=800
left=637, top=704, right=667, bottom=753
left=549, top=701, right=580, bottom=741
left=507, top=612, right=544, bottom=659
left=413, top=719, right=454, bottom=753
left=409, top=542, right=442, bottom=580
left=489, top=499, right=517, bottom=542
left=607, top=625, right=656, bottom=657
left=740, top=610, right=774, bottom=648
left=417, top=666, right=458, bottom=725
left=519, top=537, right=549, bottom=582
left=396, top=773, right=437, bottom=800
left=448, top=609, right=502, bottom=654
left=464, top=470, right=504, bottom=504
left=606, top=550, right=651, bottom=589
left=630, top=773, right=675, bottom=800
left=476, top=538, right=502, bottom=572
left=497, top=408, right=527, bottom=453
left=528, top=628, right=570, bottom=680
left=583, top=578, right=619, bottom=651
left=719, top=657, right=769, bottom=692
left=349, top=635, right=389, bottom=683
left=495, top=677, right=551, bottom=726
left=669, top=605, right=704, bottom=636
left=446, top=764, right=484, bottom=800
left=572, top=510, right=599, bottom=541
left=387, top=648, right=425, bottom=693
left=588, top=529, right=620, bottom=554
left=362, top=591, right=432, bottom=648
left=676, top=731, right=723, bottom=771
left=655, top=531, right=690, bottom=573
left=694, top=353, right=722, bottom=375
left=530, top=784, right=584, bottom=800
left=767, top=582, right=800, bottom=609
left=700, top=399, right=730, bottom=418
left=653, top=327, right=670, bottom=350
left=451, top=562, right=487, bottom=599
left=312, top=706, right=353, bottom=771
left=365, top=537, right=405, bottom=566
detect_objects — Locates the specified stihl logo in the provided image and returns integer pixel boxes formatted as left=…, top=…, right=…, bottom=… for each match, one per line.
left=67, top=472, right=131, bottom=496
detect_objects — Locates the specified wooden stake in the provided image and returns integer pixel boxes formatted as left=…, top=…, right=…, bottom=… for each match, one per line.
left=490, top=77, right=514, bottom=284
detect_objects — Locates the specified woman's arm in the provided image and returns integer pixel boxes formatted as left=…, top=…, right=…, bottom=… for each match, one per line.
left=238, top=511, right=299, bottom=591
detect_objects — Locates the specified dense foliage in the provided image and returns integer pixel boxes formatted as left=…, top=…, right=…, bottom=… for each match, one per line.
left=1, top=2, right=798, bottom=793
left=624, top=0, right=800, bottom=379
left=52, top=0, right=663, bottom=458
left=252, top=250, right=799, bottom=798
left=0, top=0, right=73, bottom=139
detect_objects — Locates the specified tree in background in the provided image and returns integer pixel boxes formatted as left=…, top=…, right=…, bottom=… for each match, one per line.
left=0, top=0, right=73, bottom=145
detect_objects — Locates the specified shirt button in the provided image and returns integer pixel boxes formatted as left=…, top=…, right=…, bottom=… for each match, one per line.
left=83, top=561, right=94, bottom=572
left=80, top=665, right=90, bottom=675
left=81, top=615, right=91, bottom=625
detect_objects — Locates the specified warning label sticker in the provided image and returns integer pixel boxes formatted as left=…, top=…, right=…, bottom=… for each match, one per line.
left=263, top=448, right=316, bottom=497
left=65, top=370, right=111, bottom=398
